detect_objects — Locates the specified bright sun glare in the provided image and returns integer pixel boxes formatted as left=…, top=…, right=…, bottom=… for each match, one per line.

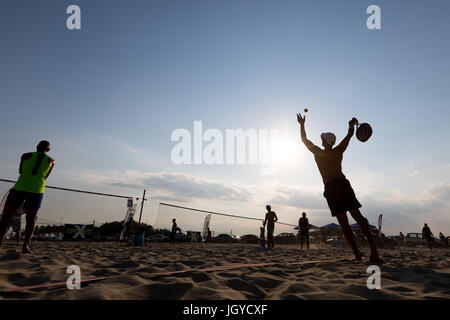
left=272, top=138, right=300, bottom=164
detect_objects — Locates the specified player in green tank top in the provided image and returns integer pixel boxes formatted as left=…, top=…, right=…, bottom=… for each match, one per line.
left=0, top=141, right=55, bottom=254
left=14, top=151, right=52, bottom=194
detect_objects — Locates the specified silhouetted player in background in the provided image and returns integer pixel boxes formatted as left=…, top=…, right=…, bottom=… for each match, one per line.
left=263, top=205, right=278, bottom=248
left=0, top=141, right=55, bottom=253
left=205, top=228, right=212, bottom=244
left=259, top=226, right=266, bottom=248
left=298, top=212, right=310, bottom=250
left=170, top=218, right=180, bottom=245
left=297, top=113, right=383, bottom=263
left=422, top=223, right=435, bottom=250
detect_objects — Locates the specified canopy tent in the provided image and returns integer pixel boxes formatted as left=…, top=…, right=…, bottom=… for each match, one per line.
left=294, top=224, right=319, bottom=230
left=318, top=223, right=378, bottom=230
left=350, top=223, right=377, bottom=230
left=320, top=223, right=341, bottom=230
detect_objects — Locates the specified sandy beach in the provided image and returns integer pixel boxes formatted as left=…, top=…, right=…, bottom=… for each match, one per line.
left=0, top=241, right=449, bottom=300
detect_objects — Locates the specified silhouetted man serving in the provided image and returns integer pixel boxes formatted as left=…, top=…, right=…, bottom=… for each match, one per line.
left=297, top=113, right=383, bottom=263
left=0, top=141, right=55, bottom=253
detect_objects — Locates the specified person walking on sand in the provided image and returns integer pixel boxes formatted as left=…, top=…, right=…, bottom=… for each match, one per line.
left=422, top=223, right=435, bottom=250
left=263, top=205, right=278, bottom=248
left=296, top=113, right=383, bottom=263
left=399, top=232, right=406, bottom=245
left=170, top=218, right=180, bottom=245
left=205, top=228, right=212, bottom=244
left=0, top=141, right=55, bottom=254
left=260, top=226, right=266, bottom=248
left=298, top=212, right=310, bottom=250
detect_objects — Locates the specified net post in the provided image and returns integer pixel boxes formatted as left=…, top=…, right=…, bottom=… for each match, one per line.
left=138, top=189, right=146, bottom=226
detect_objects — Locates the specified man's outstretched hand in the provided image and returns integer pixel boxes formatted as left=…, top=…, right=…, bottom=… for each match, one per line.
left=349, top=117, right=358, bottom=128
left=297, top=113, right=305, bottom=125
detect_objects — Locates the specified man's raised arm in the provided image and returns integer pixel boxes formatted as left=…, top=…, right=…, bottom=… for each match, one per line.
left=297, top=113, right=321, bottom=153
left=335, top=117, right=358, bottom=153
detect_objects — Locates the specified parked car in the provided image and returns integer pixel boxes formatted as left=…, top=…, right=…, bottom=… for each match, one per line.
left=275, top=233, right=297, bottom=244
left=387, top=235, right=404, bottom=245
left=240, top=234, right=259, bottom=244
left=42, top=233, right=63, bottom=241
left=102, top=235, right=120, bottom=241
left=405, top=233, right=425, bottom=246
left=231, top=234, right=241, bottom=242
left=214, top=234, right=239, bottom=243
left=175, top=232, right=189, bottom=242
left=327, top=236, right=339, bottom=242
left=149, top=234, right=168, bottom=242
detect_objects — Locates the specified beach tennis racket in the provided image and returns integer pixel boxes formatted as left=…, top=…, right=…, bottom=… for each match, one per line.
left=355, top=121, right=373, bottom=142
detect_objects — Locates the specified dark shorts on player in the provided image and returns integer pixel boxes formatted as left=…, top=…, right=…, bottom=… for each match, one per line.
left=7, top=189, right=44, bottom=210
left=323, top=179, right=362, bottom=216
left=300, top=231, right=310, bottom=240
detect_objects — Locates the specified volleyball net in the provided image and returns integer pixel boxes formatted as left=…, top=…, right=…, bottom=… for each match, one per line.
left=154, top=202, right=297, bottom=237
left=1, top=178, right=297, bottom=237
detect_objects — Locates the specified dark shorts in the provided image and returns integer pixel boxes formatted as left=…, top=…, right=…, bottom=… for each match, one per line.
left=7, top=189, right=44, bottom=210
left=323, top=179, right=361, bottom=216
left=300, top=231, right=310, bottom=240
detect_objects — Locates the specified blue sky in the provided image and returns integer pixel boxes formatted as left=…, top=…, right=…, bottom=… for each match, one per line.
left=0, top=0, right=449, bottom=235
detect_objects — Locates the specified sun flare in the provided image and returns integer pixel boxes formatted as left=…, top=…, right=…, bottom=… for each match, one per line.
left=272, top=138, right=300, bottom=164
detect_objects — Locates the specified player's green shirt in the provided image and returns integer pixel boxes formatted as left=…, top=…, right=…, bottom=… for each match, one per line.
left=13, top=152, right=51, bottom=194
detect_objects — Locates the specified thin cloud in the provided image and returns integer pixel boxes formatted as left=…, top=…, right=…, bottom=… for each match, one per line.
left=77, top=170, right=252, bottom=202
